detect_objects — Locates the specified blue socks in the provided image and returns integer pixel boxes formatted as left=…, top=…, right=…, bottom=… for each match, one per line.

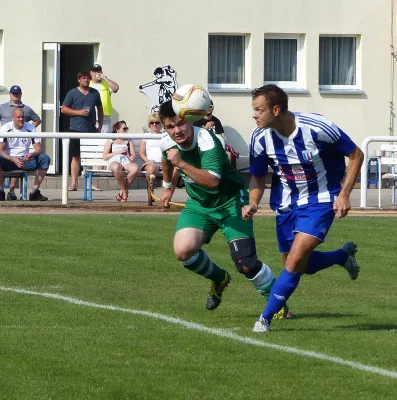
left=306, top=249, right=348, bottom=275
left=263, top=269, right=301, bottom=322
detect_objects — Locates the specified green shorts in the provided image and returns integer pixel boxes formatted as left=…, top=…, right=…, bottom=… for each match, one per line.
left=176, top=190, right=254, bottom=243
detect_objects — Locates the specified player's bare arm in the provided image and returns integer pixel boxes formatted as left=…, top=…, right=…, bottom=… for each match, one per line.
left=166, top=148, right=219, bottom=190
left=161, top=156, right=173, bottom=207
left=242, top=175, right=267, bottom=220
left=333, top=146, right=364, bottom=219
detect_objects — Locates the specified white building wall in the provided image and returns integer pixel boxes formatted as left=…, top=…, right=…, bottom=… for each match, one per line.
left=0, top=0, right=392, bottom=155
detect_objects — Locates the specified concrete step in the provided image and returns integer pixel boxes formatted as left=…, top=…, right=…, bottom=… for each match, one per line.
left=21, top=175, right=154, bottom=190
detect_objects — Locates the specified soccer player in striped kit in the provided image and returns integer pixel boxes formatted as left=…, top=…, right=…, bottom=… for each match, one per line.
left=243, top=85, right=364, bottom=332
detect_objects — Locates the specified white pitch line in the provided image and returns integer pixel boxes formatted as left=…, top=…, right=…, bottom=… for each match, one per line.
left=1, top=286, right=397, bottom=380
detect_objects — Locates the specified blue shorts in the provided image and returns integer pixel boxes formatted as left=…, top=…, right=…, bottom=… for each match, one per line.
left=276, top=202, right=335, bottom=254
left=0, top=154, right=51, bottom=171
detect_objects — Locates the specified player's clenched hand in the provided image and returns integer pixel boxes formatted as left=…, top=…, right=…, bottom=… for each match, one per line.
left=161, top=188, right=172, bottom=208
left=333, top=195, right=351, bottom=219
left=242, top=203, right=258, bottom=220
left=166, top=149, right=182, bottom=167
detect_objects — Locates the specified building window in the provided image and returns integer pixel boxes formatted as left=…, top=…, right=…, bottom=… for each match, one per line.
left=208, top=34, right=249, bottom=89
left=0, top=31, right=4, bottom=87
left=319, top=36, right=359, bottom=90
left=264, top=35, right=305, bottom=89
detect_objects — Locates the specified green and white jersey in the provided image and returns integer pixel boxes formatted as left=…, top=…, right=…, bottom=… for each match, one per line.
left=161, top=126, right=245, bottom=208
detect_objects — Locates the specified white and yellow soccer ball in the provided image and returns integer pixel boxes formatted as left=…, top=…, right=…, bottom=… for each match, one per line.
left=172, top=84, right=211, bottom=123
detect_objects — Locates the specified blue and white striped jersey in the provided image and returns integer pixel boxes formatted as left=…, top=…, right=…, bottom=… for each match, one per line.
left=249, top=112, right=357, bottom=212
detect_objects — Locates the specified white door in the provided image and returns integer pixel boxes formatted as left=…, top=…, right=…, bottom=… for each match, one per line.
left=42, top=43, right=60, bottom=174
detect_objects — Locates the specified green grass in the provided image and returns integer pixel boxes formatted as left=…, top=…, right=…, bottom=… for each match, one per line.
left=0, top=214, right=397, bottom=399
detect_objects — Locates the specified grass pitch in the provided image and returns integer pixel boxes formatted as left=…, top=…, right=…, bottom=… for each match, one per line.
left=0, top=214, right=396, bottom=399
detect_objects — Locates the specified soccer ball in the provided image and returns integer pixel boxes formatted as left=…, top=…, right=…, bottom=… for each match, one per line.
left=172, top=84, right=211, bottom=123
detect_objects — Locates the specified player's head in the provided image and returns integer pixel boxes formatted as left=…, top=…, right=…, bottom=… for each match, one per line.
left=159, top=100, right=193, bottom=147
left=251, top=84, right=289, bottom=128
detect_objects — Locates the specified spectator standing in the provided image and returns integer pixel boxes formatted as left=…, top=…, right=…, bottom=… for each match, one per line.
left=193, top=100, right=239, bottom=167
left=89, top=64, right=119, bottom=191
left=0, top=85, right=42, bottom=200
left=193, top=100, right=224, bottom=138
left=89, top=64, right=119, bottom=133
left=61, top=71, right=103, bottom=191
left=0, top=108, right=50, bottom=201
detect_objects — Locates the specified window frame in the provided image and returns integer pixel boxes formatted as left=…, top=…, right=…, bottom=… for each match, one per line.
left=319, top=34, right=362, bottom=91
left=208, top=33, right=251, bottom=90
left=0, top=30, right=4, bottom=88
left=263, top=34, right=306, bottom=90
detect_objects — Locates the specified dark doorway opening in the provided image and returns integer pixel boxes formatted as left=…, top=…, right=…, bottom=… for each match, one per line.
left=59, top=44, right=94, bottom=172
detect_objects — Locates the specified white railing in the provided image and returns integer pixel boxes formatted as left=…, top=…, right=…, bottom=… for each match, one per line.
left=2, top=132, right=162, bottom=205
left=360, top=136, right=397, bottom=208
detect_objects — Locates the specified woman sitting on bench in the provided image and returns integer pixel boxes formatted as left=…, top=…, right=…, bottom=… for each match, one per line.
left=139, top=113, right=163, bottom=188
left=103, top=120, right=139, bottom=202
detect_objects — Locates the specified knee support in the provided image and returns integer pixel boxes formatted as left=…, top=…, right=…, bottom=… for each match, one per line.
left=229, top=237, right=262, bottom=277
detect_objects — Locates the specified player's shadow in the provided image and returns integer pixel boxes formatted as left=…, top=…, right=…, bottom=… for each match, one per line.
left=244, top=312, right=359, bottom=319
left=339, top=323, right=397, bottom=331
left=272, top=323, right=397, bottom=332
left=292, top=312, right=360, bottom=319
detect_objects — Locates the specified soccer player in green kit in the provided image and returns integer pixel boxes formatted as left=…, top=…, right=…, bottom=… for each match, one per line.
left=159, top=100, right=292, bottom=317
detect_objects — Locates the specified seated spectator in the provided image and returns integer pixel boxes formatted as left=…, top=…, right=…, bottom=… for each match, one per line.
left=0, top=85, right=42, bottom=199
left=193, top=99, right=239, bottom=167
left=103, top=120, right=139, bottom=202
left=139, top=113, right=163, bottom=187
left=0, top=108, right=50, bottom=201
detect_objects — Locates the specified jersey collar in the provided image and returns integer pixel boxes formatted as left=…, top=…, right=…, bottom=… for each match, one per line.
left=273, top=114, right=299, bottom=142
left=176, top=126, right=198, bottom=151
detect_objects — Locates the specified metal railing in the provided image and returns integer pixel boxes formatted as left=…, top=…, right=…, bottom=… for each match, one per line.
left=360, top=136, right=397, bottom=208
left=2, top=132, right=162, bottom=205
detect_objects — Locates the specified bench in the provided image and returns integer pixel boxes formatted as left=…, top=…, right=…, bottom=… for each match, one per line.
left=80, top=138, right=162, bottom=205
left=3, top=171, right=36, bottom=200
left=378, top=144, right=397, bottom=207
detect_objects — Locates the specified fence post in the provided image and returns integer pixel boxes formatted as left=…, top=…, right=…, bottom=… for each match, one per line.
left=62, top=139, right=70, bottom=206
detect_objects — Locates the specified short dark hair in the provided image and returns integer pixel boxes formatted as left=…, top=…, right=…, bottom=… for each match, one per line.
left=251, top=84, right=289, bottom=113
left=77, top=70, right=90, bottom=79
left=159, top=100, right=176, bottom=122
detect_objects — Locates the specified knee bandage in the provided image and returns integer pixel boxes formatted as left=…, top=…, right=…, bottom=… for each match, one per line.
left=229, top=237, right=262, bottom=276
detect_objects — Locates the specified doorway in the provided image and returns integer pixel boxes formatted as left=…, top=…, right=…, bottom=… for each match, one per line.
left=42, top=43, right=96, bottom=174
